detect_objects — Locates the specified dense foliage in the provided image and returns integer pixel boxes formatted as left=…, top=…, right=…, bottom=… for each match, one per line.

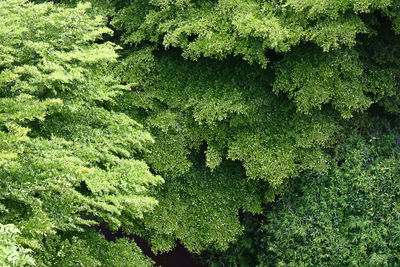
left=2, top=0, right=400, bottom=266
left=260, top=133, right=400, bottom=266
left=114, top=0, right=400, bottom=118
left=205, top=128, right=400, bottom=266
left=111, top=0, right=400, bottom=257
left=0, top=1, right=159, bottom=265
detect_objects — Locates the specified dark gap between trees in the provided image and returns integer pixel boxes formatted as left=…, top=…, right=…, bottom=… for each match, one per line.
left=95, top=223, right=204, bottom=267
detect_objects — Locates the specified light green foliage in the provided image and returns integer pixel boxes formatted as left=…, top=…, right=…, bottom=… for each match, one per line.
left=37, top=230, right=153, bottom=267
left=113, top=0, right=400, bottom=117
left=258, top=133, right=400, bottom=266
left=0, top=0, right=159, bottom=264
left=113, top=0, right=396, bottom=61
left=0, top=224, right=34, bottom=266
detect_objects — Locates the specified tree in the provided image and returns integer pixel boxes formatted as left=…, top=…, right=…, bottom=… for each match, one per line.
left=203, top=127, right=400, bottom=266
left=4, top=0, right=400, bottom=265
left=108, top=0, right=400, bottom=254
left=0, top=1, right=161, bottom=265
left=259, top=131, right=400, bottom=266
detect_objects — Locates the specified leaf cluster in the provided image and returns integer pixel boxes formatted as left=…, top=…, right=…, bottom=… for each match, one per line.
left=0, top=1, right=160, bottom=265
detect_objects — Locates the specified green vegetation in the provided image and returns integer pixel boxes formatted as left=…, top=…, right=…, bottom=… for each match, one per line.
left=260, top=134, right=400, bottom=266
left=0, top=1, right=159, bottom=265
left=205, top=130, right=400, bottom=266
left=1, top=0, right=400, bottom=266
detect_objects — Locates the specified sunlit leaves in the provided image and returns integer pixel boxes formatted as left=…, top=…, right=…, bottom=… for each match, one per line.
left=0, top=0, right=158, bottom=264
left=0, top=224, right=34, bottom=266
left=114, top=0, right=398, bottom=66
left=273, top=48, right=370, bottom=117
left=37, top=230, right=153, bottom=267
left=114, top=0, right=400, bottom=117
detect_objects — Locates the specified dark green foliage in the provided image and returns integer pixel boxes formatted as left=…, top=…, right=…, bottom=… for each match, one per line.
left=213, top=131, right=400, bottom=266
left=201, top=215, right=263, bottom=267
left=118, top=50, right=340, bottom=186
left=141, top=161, right=265, bottom=253
left=107, top=0, right=400, bottom=256
left=274, top=48, right=371, bottom=117
left=112, top=49, right=342, bottom=252
left=259, top=134, right=400, bottom=266
left=113, top=0, right=397, bottom=66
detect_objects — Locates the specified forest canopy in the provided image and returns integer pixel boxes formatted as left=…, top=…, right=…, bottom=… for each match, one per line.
left=1, top=0, right=400, bottom=266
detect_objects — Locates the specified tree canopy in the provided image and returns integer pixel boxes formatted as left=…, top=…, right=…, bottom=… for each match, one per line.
left=0, top=1, right=159, bottom=265
left=2, top=0, right=400, bottom=265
